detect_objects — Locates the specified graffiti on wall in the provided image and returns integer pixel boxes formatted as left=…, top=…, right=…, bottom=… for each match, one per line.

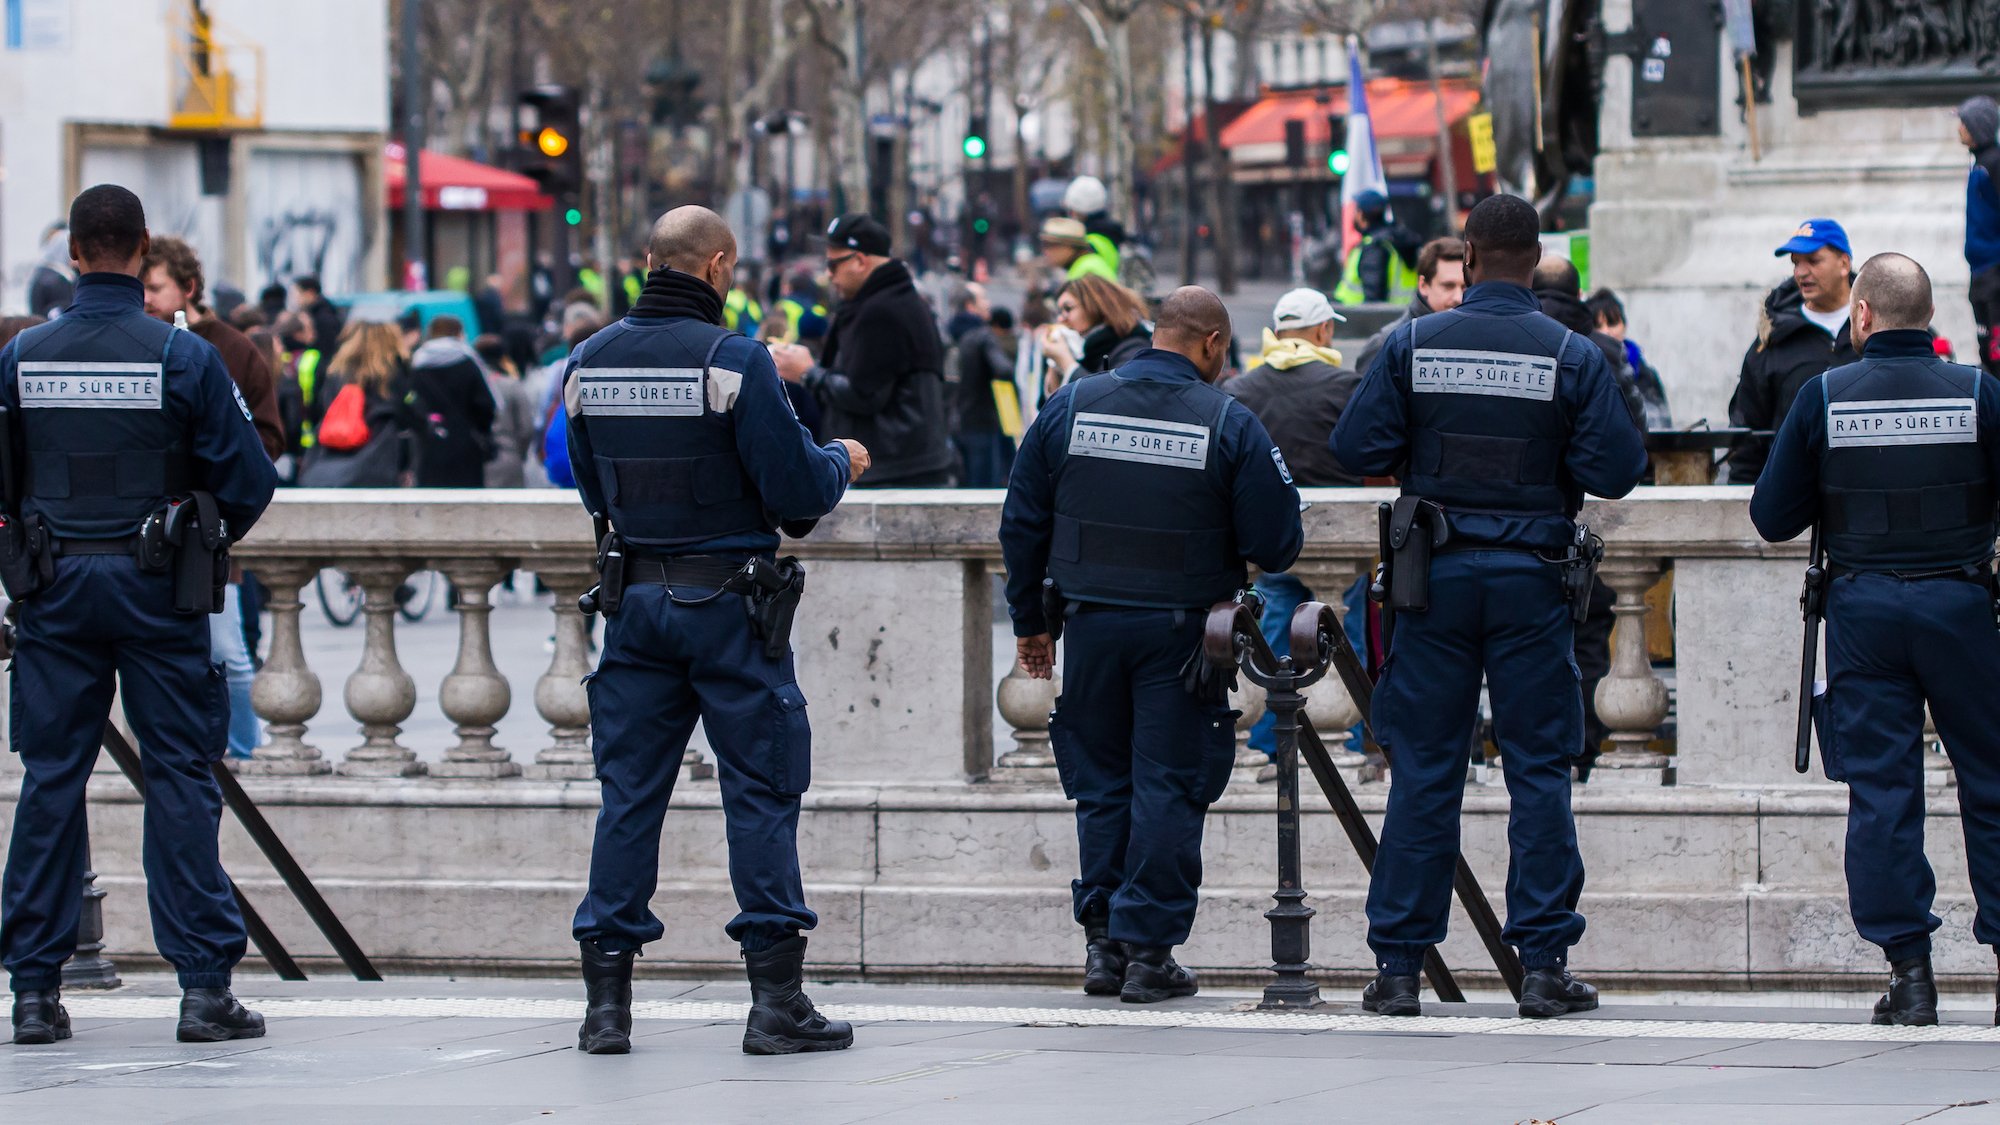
left=243, top=150, right=365, bottom=294
left=254, top=209, right=341, bottom=288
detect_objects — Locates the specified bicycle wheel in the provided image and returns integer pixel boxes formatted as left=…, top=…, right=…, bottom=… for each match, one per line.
left=398, top=569, right=441, bottom=623
left=316, top=568, right=363, bottom=627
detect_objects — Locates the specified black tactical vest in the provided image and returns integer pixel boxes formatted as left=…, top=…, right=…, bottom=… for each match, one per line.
left=1819, top=357, right=1993, bottom=570
left=571, top=320, right=773, bottom=550
left=1047, top=373, right=1242, bottom=608
left=12, top=315, right=193, bottom=539
left=1402, top=310, right=1574, bottom=517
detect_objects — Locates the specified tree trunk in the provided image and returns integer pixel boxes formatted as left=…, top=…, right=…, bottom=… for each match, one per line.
left=829, top=1, right=872, bottom=215
left=1201, top=20, right=1237, bottom=294
left=1104, top=14, right=1138, bottom=226
left=716, top=0, right=747, bottom=204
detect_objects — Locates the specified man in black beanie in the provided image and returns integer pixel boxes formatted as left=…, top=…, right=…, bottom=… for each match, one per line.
left=1959, top=95, right=2000, bottom=375
left=772, top=214, right=958, bottom=486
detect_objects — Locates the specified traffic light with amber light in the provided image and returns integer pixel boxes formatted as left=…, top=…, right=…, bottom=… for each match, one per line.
left=517, top=84, right=583, bottom=196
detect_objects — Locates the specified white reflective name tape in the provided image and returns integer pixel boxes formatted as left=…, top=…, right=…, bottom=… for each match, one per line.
left=575, top=367, right=703, bottom=416
left=1827, top=397, right=1978, bottom=447
left=15, top=362, right=163, bottom=409
left=1412, top=349, right=1557, bottom=401
left=1068, top=412, right=1210, bottom=469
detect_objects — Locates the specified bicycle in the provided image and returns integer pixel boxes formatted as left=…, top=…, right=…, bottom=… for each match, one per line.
left=314, top=568, right=443, bottom=627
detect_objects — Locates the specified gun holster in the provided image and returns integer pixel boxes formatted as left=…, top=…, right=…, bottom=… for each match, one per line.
left=0, top=513, right=46, bottom=602
left=742, top=555, right=806, bottom=660
left=1041, top=578, right=1068, bottom=642
left=588, top=528, right=627, bottom=617
left=1385, top=497, right=1450, bottom=613
left=1544, top=523, right=1606, bottom=626
left=162, top=492, right=229, bottom=615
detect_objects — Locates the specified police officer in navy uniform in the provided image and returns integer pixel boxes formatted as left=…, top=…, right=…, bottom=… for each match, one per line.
left=562, top=206, right=868, bottom=1056
left=1001, top=287, right=1303, bottom=1002
left=1751, top=253, right=2000, bottom=1027
left=1331, top=194, right=1647, bottom=1019
left=0, top=186, right=278, bottom=1045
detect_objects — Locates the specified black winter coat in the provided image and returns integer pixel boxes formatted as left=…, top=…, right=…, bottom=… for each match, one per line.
left=1079, top=322, right=1152, bottom=375
left=1725, top=278, right=1858, bottom=484
left=813, top=260, right=956, bottom=483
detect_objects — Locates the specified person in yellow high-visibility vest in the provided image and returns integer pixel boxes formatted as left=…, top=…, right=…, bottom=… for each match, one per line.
left=1334, top=190, right=1423, bottom=305
left=1040, top=216, right=1116, bottom=283
left=724, top=272, right=764, bottom=335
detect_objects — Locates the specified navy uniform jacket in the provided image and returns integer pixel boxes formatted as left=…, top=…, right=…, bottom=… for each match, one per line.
left=562, top=317, right=852, bottom=557
left=1330, top=281, right=1648, bottom=547
left=0, top=273, right=277, bottom=540
left=999, top=349, right=1305, bottom=636
left=1749, top=328, right=2000, bottom=545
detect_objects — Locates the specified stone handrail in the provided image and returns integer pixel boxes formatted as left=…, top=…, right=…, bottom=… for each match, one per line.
left=220, top=485, right=1863, bottom=792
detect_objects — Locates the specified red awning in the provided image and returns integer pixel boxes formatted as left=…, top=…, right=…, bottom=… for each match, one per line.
left=384, top=142, right=554, bottom=212
left=1218, top=77, right=1482, bottom=165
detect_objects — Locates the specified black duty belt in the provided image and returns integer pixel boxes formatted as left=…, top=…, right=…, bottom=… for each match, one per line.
left=625, top=555, right=751, bottom=589
left=1830, top=562, right=1991, bottom=585
left=51, top=536, right=139, bottom=557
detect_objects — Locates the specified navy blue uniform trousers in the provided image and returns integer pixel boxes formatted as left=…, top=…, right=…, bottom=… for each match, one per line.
left=571, top=582, right=815, bottom=953
left=1826, top=572, right=2000, bottom=960
left=1049, top=607, right=1236, bottom=947
left=2, top=556, right=244, bottom=992
left=1365, top=551, right=1587, bottom=974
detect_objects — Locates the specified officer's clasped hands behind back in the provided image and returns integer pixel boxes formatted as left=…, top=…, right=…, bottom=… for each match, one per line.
left=1, top=185, right=278, bottom=1048
left=1751, top=253, right=2000, bottom=1029
left=559, top=206, right=866, bottom=1059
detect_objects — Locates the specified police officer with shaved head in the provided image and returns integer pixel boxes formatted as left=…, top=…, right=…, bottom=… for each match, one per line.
left=1, top=185, right=278, bottom=1045
left=561, top=205, right=869, bottom=1056
left=1001, top=286, right=1303, bottom=1003
left=1332, top=193, right=1647, bottom=1019
left=1752, top=253, right=2000, bottom=1028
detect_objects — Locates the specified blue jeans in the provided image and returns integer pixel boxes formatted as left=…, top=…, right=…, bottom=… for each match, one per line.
left=208, top=582, right=260, bottom=759
left=954, top=431, right=1016, bottom=489
left=1247, top=572, right=1370, bottom=756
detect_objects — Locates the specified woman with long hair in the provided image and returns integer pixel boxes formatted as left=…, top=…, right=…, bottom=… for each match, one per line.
left=296, top=320, right=416, bottom=487
left=1039, top=274, right=1152, bottom=397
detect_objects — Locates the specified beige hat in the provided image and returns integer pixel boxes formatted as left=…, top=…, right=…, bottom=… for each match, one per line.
left=1039, top=216, right=1091, bottom=247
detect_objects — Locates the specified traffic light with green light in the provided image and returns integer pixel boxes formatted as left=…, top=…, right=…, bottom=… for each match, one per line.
left=963, top=113, right=988, bottom=160
left=1328, top=148, right=1351, bottom=176
left=565, top=208, right=582, bottom=226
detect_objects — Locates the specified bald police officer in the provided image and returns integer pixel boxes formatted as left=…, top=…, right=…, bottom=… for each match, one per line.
left=1001, top=287, right=1304, bottom=1002
left=1, top=186, right=278, bottom=1045
left=562, top=206, right=868, bottom=1055
left=1752, top=253, right=2000, bottom=1026
left=1332, top=193, right=1647, bottom=1018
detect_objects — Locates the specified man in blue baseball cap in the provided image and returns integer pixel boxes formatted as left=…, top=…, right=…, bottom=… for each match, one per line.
left=1724, top=217, right=1858, bottom=483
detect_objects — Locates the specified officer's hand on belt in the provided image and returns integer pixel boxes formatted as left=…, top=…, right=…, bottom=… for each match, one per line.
left=1017, top=634, right=1055, bottom=680
left=836, top=439, right=871, bottom=483
left=771, top=343, right=813, bottom=384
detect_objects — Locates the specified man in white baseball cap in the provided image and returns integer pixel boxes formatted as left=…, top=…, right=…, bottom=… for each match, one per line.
left=1062, top=175, right=1125, bottom=282
left=1226, top=286, right=1364, bottom=779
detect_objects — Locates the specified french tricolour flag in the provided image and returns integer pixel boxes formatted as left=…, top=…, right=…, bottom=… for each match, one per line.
left=1340, top=35, right=1390, bottom=251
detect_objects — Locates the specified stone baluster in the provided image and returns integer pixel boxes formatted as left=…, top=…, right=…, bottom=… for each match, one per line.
left=1923, top=705, right=1954, bottom=789
left=526, top=566, right=597, bottom=780
left=994, top=661, right=1061, bottom=784
left=431, top=561, right=518, bottom=779
left=1591, top=558, right=1671, bottom=785
left=336, top=562, right=424, bottom=778
left=238, top=561, right=330, bottom=776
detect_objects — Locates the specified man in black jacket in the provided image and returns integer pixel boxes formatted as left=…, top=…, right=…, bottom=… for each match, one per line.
left=1726, top=218, right=1858, bottom=484
left=773, top=214, right=956, bottom=486
left=946, top=284, right=1019, bottom=488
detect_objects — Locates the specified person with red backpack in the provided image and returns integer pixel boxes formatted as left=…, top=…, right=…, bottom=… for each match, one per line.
left=296, top=321, right=416, bottom=487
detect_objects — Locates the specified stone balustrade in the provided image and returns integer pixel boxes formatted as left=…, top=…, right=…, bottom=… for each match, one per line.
left=3, top=485, right=1978, bottom=985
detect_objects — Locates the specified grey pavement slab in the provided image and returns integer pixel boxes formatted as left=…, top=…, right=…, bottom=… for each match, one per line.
left=9, top=977, right=2000, bottom=1122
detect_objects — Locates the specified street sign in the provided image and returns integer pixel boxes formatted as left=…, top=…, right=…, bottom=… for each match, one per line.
left=1721, top=0, right=1756, bottom=58
left=1467, top=112, right=1497, bottom=174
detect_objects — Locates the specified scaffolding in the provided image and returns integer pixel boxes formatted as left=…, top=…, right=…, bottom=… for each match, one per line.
left=167, top=1, right=264, bottom=132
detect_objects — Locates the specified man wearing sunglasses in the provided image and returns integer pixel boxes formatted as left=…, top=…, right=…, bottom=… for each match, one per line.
left=772, top=214, right=957, bottom=486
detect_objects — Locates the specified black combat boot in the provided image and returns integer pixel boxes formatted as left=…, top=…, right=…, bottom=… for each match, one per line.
left=176, top=988, right=265, bottom=1042
left=1082, top=908, right=1126, bottom=997
left=578, top=940, right=635, bottom=1054
left=741, top=936, right=853, bottom=1055
left=11, top=989, right=70, bottom=1045
left=1872, top=955, right=1939, bottom=1027
left=1518, top=968, right=1599, bottom=1019
left=1119, top=945, right=1199, bottom=1004
left=1361, top=973, right=1421, bottom=1017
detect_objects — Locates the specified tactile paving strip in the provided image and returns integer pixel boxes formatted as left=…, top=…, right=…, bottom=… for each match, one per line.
left=57, top=995, right=2000, bottom=1043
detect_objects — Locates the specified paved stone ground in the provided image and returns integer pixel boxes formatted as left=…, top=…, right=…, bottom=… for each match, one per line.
left=10, top=975, right=2000, bottom=1123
